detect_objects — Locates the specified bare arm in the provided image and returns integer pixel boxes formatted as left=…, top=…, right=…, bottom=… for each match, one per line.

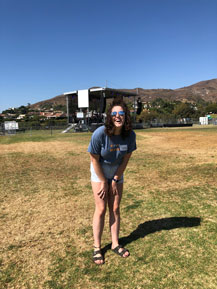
left=110, top=152, right=133, bottom=195
left=113, top=152, right=132, bottom=181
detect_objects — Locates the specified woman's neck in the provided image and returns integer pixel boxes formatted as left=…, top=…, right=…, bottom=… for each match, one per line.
left=114, top=127, right=122, bottom=135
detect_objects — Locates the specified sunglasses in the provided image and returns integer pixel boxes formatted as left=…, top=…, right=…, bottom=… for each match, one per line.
left=111, top=111, right=125, bottom=116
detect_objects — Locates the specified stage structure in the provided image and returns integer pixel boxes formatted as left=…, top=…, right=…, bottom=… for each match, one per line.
left=64, top=87, right=138, bottom=127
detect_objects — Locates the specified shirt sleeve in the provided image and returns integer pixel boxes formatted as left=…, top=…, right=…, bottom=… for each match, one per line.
left=87, top=126, right=104, bottom=155
left=127, top=131, right=137, bottom=153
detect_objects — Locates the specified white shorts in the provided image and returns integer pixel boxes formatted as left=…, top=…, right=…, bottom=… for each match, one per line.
left=90, top=162, right=124, bottom=184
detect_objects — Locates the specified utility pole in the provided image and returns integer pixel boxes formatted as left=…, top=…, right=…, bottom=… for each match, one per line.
left=66, top=95, right=69, bottom=124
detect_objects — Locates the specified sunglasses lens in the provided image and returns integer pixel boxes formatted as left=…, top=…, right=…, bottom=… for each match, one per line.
left=119, top=111, right=125, bottom=116
left=111, top=111, right=125, bottom=116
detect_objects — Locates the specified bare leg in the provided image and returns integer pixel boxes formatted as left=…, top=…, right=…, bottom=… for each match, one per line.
left=108, top=183, right=122, bottom=247
left=92, top=181, right=107, bottom=264
left=108, top=183, right=129, bottom=257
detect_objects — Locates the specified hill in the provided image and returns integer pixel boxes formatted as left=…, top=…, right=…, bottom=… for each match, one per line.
left=123, top=79, right=217, bottom=103
left=30, top=78, right=217, bottom=110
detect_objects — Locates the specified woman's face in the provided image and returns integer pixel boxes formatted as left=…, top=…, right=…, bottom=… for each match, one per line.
left=111, top=105, right=125, bottom=129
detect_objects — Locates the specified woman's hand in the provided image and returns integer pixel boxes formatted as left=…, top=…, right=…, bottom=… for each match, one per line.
left=110, top=180, right=119, bottom=195
left=97, top=181, right=108, bottom=200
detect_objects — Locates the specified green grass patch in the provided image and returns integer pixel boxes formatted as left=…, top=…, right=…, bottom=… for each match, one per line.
left=0, top=130, right=92, bottom=144
left=0, top=259, right=22, bottom=288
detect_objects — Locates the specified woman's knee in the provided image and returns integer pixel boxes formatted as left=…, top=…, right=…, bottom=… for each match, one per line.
left=95, top=205, right=107, bottom=217
left=111, top=205, right=120, bottom=215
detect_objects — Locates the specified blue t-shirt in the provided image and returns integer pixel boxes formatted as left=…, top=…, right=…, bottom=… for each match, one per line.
left=88, top=125, right=136, bottom=165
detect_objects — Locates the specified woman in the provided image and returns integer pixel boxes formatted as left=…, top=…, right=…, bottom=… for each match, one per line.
left=88, top=98, right=136, bottom=265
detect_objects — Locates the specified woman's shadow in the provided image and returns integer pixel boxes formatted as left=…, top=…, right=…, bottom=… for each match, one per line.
left=102, top=217, right=201, bottom=254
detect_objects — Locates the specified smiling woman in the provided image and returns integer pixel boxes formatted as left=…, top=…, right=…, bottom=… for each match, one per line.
left=111, top=106, right=125, bottom=132
left=87, top=98, right=137, bottom=265
left=105, top=99, right=133, bottom=138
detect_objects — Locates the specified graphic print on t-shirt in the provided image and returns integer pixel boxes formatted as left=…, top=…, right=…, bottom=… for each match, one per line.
left=110, top=144, right=128, bottom=152
left=110, top=144, right=120, bottom=152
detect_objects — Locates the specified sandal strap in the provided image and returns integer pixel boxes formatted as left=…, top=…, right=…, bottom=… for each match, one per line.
left=119, top=247, right=128, bottom=256
left=93, top=256, right=104, bottom=261
left=93, top=250, right=102, bottom=256
left=112, top=245, right=122, bottom=252
left=93, top=249, right=104, bottom=264
left=112, top=245, right=129, bottom=257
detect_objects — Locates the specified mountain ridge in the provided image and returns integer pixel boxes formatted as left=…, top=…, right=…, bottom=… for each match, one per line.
left=31, top=78, right=217, bottom=109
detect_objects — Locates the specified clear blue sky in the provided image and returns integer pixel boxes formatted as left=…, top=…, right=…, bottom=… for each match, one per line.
left=0, top=0, right=217, bottom=112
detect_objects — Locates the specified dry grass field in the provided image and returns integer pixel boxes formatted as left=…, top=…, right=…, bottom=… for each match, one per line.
left=0, top=127, right=217, bottom=289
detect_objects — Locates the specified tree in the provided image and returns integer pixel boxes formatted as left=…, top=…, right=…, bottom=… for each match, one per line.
left=2, top=108, right=15, bottom=114
left=53, top=104, right=67, bottom=112
left=172, top=103, right=195, bottom=119
left=205, top=103, right=217, bottom=114
left=18, top=105, right=28, bottom=114
left=41, top=102, right=53, bottom=110
left=152, top=98, right=175, bottom=114
left=137, top=110, right=159, bottom=123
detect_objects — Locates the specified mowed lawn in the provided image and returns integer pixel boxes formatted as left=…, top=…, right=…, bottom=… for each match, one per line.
left=0, top=127, right=217, bottom=289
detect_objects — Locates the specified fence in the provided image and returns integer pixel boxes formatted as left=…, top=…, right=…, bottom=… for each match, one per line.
left=0, top=124, right=68, bottom=136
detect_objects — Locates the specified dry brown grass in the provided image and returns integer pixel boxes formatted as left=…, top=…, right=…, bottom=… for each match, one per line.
left=0, top=138, right=92, bottom=288
left=0, top=128, right=217, bottom=288
left=129, top=129, right=217, bottom=191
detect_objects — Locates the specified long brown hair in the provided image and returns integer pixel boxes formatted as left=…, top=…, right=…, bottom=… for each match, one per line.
left=105, top=98, right=132, bottom=138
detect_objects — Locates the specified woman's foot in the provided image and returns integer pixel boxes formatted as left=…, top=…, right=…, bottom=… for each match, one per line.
left=93, top=246, right=104, bottom=265
left=111, top=245, right=130, bottom=258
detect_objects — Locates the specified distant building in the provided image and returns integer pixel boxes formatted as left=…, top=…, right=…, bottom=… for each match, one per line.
left=199, top=117, right=208, bottom=125
left=17, top=114, right=26, bottom=120
left=39, top=111, right=66, bottom=119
